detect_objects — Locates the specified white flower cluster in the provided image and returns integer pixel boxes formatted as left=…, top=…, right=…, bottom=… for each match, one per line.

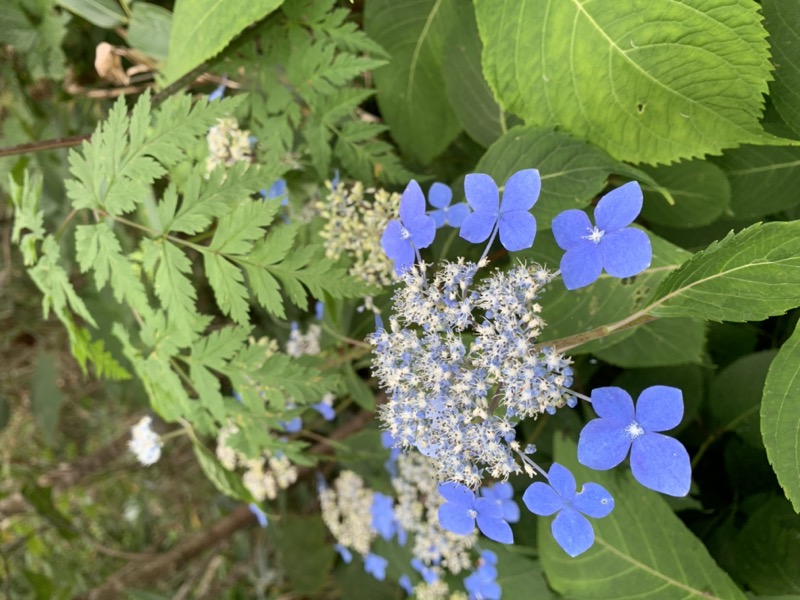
left=393, top=453, right=476, bottom=575
left=216, top=423, right=298, bottom=501
left=206, top=117, right=252, bottom=174
left=415, top=580, right=467, bottom=600
left=286, top=323, right=322, bottom=358
left=128, top=416, right=163, bottom=466
left=319, top=470, right=376, bottom=556
left=316, top=179, right=400, bottom=287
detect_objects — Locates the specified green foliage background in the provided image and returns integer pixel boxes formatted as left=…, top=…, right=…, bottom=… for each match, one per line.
left=1, top=0, right=799, bottom=598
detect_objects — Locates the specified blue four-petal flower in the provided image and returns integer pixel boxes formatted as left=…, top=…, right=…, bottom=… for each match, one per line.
left=437, top=482, right=513, bottom=544
left=364, top=553, right=388, bottom=581
left=480, top=481, right=520, bottom=523
left=551, top=181, right=652, bottom=290
left=459, top=169, right=540, bottom=252
left=578, top=386, right=691, bottom=497
left=523, top=463, right=614, bottom=557
left=428, top=182, right=470, bottom=228
left=381, top=180, right=436, bottom=274
left=463, top=550, right=501, bottom=600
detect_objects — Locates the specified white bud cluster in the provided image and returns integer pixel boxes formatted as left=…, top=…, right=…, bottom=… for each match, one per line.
left=128, top=416, right=163, bottom=466
left=206, top=117, right=252, bottom=174
left=316, top=179, right=400, bottom=287
left=319, top=470, right=376, bottom=556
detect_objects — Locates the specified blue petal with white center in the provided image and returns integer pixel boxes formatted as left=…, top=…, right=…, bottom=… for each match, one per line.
left=437, top=482, right=514, bottom=543
left=381, top=180, right=436, bottom=274
left=551, top=181, right=651, bottom=290
left=578, top=386, right=691, bottom=496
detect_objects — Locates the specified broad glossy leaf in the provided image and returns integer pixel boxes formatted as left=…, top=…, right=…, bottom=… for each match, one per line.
left=128, top=2, right=171, bottom=61
left=714, top=145, right=800, bottom=219
left=763, top=0, right=800, bottom=137
left=649, top=222, right=800, bottom=322
left=273, top=515, right=336, bottom=596
left=442, top=4, right=505, bottom=147
left=476, top=0, right=780, bottom=164
left=640, top=160, right=730, bottom=228
left=539, top=436, right=746, bottom=600
left=594, top=318, right=706, bottom=368
left=57, top=0, right=125, bottom=27
left=482, top=541, right=555, bottom=599
left=735, top=497, right=800, bottom=593
left=164, top=0, right=283, bottom=82
left=365, top=0, right=461, bottom=164
left=762, top=321, right=800, bottom=511
left=710, top=351, right=776, bottom=449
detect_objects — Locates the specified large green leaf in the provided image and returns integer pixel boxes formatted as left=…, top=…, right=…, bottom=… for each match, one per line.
left=648, top=222, right=800, bottom=322
left=30, top=352, right=65, bottom=446
left=594, top=318, right=706, bottom=368
left=273, top=515, right=336, bottom=596
left=735, top=497, right=800, bottom=593
left=709, top=351, right=776, bottom=449
left=539, top=436, right=746, bottom=599
left=128, top=2, right=172, bottom=61
left=442, top=3, right=505, bottom=147
left=762, top=0, right=800, bottom=137
left=476, top=126, right=634, bottom=229
left=164, top=0, right=283, bottom=83
left=762, top=321, right=800, bottom=511
left=365, top=0, right=461, bottom=164
left=640, top=160, right=731, bottom=228
left=476, top=0, right=780, bottom=165
left=482, top=542, right=555, bottom=598
left=714, top=145, right=800, bottom=219
left=57, top=0, right=125, bottom=28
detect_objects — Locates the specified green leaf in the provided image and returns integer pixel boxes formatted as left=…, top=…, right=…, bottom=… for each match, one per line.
left=2, top=0, right=69, bottom=80
left=210, top=200, right=279, bottom=255
left=365, top=0, right=462, bottom=164
left=482, top=542, right=555, bottom=598
left=9, top=169, right=45, bottom=266
left=442, top=4, right=505, bottom=147
left=30, top=352, right=65, bottom=446
left=594, top=318, right=706, bottom=368
left=342, top=363, right=375, bottom=411
left=0, top=395, right=10, bottom=432
left=648, top=222, right=800, bottom=322
left=57, top=0, right=125, bottom=28
left=476, top=0, right=782, bottom=164
left=127, top=2, right=172, bottom=61
left=205, top=254, right=250, bottom=325
left=735, top=497, right=800, bottom=593
left=710, top=351, right=776, bottom=449
left=762, top=321, right=800, bottom=512
left=714, top=145, right=800, bottom=219
left=528, top=231, right=691, bottom=354
left=763, top=0, right=800, bottom=137
left=640, top=160, right=731, bottom=228
left=192, top=441, right=252, bottom=501
left=539, top=435, right=746, bottom=600
left=164, top=0, right=284, bottom=83
left=476, top=126, right=631, bottom=228
left=142, top=239, right=198, bottom=336
left=21, top=482, right=77, bottom=540
left=29, top=237, right=97, bottom=327
left=273, top=515, right=335, bottom=596
left=69, top=324, right=131, bottom=381
left=75, top=224, right=150, bottom=311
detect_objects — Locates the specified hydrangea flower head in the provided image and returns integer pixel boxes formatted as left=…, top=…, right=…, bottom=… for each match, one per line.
left=459, top=169, right=540, bottom=252
left=523, top=463, right=614, bottom=557
left=427, top=182, right=470, bottom=228
left=578, top=386, right=691, bottom=496
left=437, top=482, right=513, bottom=544
left=381, top=180, right=436, bottom=274
left=551, top=181, right=652, bottom=290
left=480, top=481, right=520, bottom=523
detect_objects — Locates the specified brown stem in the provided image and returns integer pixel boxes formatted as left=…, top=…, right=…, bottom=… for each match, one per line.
left=0, top=62, right=210, bottom=159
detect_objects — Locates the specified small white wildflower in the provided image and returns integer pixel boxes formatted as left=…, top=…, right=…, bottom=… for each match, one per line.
left=128, top=416, right=163, bottom=466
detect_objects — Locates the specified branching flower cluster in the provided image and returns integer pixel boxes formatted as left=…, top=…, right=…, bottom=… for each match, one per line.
left=205, top=117, right=253, bottom=174
left=370, top=260, right=574, bottom=487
